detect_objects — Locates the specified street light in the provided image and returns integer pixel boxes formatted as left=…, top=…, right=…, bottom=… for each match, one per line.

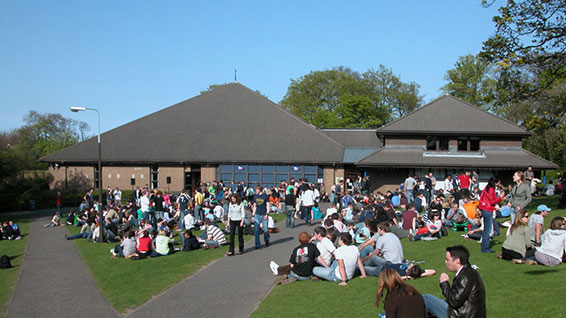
left=70, top=106, right=104, bottom=242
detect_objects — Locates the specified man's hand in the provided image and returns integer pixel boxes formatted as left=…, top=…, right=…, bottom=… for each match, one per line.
left=440, top=273, right=450, bottom=283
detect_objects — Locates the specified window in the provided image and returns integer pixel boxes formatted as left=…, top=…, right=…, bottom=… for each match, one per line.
left=427, top=136, right=450, bottom=151
left=439, top=138, right=449, bottom=151
left=458, top=137, right=481, bottom=152
left=150, top=165, right=158, bottom=189
left=217, top=164, right=324, bottom=186
left=427, top=136, right=438, bottom=151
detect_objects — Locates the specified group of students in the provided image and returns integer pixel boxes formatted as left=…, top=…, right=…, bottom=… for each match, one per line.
left=1, top=220, right=22, bottom=241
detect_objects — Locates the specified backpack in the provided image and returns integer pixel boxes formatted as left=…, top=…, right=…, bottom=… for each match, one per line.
left=0, top=255, right=12, bottom=269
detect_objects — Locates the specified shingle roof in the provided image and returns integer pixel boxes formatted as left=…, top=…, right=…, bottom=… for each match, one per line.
left=320, top=129, right=381, bottom=147
left=42, top=83, right=345, bottom=164
left=355, top=147, right=558, bottom=170
left=376, top=95, right=530, bottom=136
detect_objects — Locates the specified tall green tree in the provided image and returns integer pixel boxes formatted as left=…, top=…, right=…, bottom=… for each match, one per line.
left=280, top=66, right=422, bottom=128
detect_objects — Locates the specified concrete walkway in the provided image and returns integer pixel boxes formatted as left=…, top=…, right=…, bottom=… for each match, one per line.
left=126, top=214, right=322, bottom=318
left=6, top=211, right=117, bottom=318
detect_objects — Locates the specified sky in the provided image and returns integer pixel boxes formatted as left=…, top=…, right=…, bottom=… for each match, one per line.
left=0, top=1, right=501, bottom=135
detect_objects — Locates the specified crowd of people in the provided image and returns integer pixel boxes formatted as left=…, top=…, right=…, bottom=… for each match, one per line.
left=39, top=167, right=566, bottom=317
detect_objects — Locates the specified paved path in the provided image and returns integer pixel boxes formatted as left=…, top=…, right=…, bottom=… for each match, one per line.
left=126, top=211, right=326, bottom=318
left=6, top=211, right=117, bottom=318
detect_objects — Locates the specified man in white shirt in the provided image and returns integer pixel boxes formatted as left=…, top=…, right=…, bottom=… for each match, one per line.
left=404, top=175, right=417, bottom=203
left=325, top=202, right=338, bottom=220
left=140, top=191, right=150, bottom=222
left=312, top=232, right=366, bottom=285
left=313, top=226, right=336, bottom=266
left=362, top=222, right=404, bottom=269
left=113, top=187, right=122, bottom=206
left=444, top=175, right=454, bottom=193
left=300, top=184, right=316, bottom=226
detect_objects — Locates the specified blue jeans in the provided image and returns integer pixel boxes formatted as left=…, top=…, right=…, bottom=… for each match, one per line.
left=406, top=189, right=414, bottom=203
left=364, top=254, right=387, bottom=268
left=68, top=232, right=91, bottom=240
left=254, top=214, right=269, bottom=248
left=423, top=294, right=448, bottom=318
left=312, top=262, right=340, bottom=281
left=288, top=271, right=311, bottom=281
left=360, top=245, right=375, bottom=259
left=285, top=207, right=295, bottom=228
left=480, top=209, right=493, bottom=253
left=194, top=205, right=203, bottom=222
left=509, top=207, right=518, bottom=223
left=302, top=205, right=312, bottom=225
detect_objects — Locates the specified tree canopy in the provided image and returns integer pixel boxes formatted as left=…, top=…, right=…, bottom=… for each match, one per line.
left=280, top=66, right=423, bottom=128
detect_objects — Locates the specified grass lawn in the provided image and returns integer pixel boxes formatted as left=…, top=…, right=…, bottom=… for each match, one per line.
left=0, top=215, right=31, bottom=318
left=252, top=196, right=566, bottom=317
left=67, top=212, right=286, bottom=313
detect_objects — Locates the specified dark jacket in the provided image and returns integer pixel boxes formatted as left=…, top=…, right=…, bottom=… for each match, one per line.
left=385, top=286, right=427, bottom=318
left=440, top=265, right=486, bottom=318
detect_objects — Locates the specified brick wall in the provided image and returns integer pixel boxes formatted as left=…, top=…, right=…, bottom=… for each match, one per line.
left=157, top=167, right=185, bottom=193
left=201, top=166, right=217, bottom=184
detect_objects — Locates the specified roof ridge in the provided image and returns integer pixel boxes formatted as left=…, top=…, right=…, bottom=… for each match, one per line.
left=376, top=94, right=447, bottom=132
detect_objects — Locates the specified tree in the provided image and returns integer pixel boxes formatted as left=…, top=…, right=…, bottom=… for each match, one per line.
left=0, top=111, right=89, bottom=178
left=441, top=54, right=497, bottom=108
left=280, top=66, right=423, bottom=128
left=480, top=0, right=566, bottom=85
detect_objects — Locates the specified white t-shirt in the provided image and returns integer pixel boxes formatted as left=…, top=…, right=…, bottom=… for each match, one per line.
left=334, top=245, right=359, bottom=281
left=140, top=196, right=150, bottom=212
left=316, top=237, right=336, bottom=265
left=213, top=206, right=224, bottom=219
left=375, top=232, right=404, bottom=264
left=184, top=213, right=195, bottom=230
left=325, top=207, right=338, bottom=219
left=113, top=190, right=122, bottom=200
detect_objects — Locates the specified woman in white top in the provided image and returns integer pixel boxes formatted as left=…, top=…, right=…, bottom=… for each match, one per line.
left=226, top=194, right=246, bottom=256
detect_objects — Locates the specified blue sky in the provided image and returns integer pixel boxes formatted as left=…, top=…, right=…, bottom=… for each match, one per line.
left=0, top=1, right=500, bottom=134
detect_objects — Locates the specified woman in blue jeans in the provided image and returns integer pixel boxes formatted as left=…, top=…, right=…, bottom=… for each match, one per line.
left=478, top=177, right=505, bottom=253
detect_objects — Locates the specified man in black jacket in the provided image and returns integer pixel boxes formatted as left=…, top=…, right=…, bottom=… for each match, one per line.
left=423, top=245, right=486, bottom=318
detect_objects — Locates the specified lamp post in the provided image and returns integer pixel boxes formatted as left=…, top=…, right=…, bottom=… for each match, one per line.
left=70, top=106, right=104, bottom=242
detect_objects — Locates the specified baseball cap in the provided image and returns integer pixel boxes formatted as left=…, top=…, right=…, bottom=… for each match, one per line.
left=537, top=204, right=552, bottom=212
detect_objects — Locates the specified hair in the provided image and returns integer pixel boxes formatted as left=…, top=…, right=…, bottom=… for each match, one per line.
left=510, top=209, right=529, bottom=235
left=230, top=194, right=242, bottom=204
left=326, top=227, right=337, bottom=240
left=314, top=226, right=327, bottom=237
left=324, top=218, right=334, bottom=228
left=339, top=232, right=352, bottom=245
left=377, top=222, right=391, bottom=233
left=406, top=264, right=425, bottom=279
left=367, top=219, right=379, bottom=234
left=446, top=245, right=470, bottom=266
left=549, top=216, right=565, bottom=230
left=376, top=269, right=419, bottom=307
left=485, top=176, right=501, bottom=191
left=204, top=219, right=211, bottom=226
left=405, top=203, right=414, bottom=210
left=298, top=232, right=310, bottom=244
left=514, top=170, right=524, bottom=182
left=184, top=230, right=193, bottom=237
left=158, top=230, right=166, bottom=236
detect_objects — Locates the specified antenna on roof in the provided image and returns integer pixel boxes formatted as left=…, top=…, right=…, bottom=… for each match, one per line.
left=234, top=69, right=237, bottom=82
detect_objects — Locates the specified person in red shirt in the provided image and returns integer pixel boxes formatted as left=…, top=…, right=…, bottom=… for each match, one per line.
left=136, top=230, right=153, bottom=257
left=56, top=192, right=62, bottom=215
left=478, top=177, right=506, bottom=253
left=401, top=203, right=418, bottom=233
left=458, top=171, right=471, bottom=190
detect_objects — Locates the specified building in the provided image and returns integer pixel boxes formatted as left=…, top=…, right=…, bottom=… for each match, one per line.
left=42, top=83, right=557, bottom=193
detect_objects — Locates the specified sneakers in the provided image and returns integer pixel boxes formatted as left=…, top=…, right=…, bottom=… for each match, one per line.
left=408, top=233, right=414, bottom=241
left=269, top=261, right=279, bottom=276
left=512, top=259, right=525, bottom=264
left=110, top=248, right=117, bottom=257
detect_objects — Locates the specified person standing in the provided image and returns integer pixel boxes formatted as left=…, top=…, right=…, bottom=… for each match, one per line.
left=252, top=185, right=271, bottom=249
left=300, top=184, right=316, bottom=226
left=478, top=177, right=505, bottom=253
left=226, top=194, right=245, bottom=256
left=524, top=166, right=535, bottom=183
left=423, top=245, right=486, bottom=318
left=376, top=269, right=427, bottom=318
left=404, top=175, right=417, bottom=203
left=56, top=191, right=63, bottom=215
left=113, top=187, right=122, bottom=206
left=284, top=187, right=297, bottom=228
left=508, top=171, right=532, bottom=223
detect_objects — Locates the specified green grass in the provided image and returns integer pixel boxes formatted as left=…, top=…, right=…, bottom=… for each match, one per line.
left=0, top=215, right=31, bottom=318
left=68, top=212, right=287, bottom=313
left=252, top=196, right=566, bottom=317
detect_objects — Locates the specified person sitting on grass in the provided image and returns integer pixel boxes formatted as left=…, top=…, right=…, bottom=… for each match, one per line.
left=532, top=216, right=566, bottom=266
left=499, top=209, right=535, bottom=264
left=412, top=212, right=442, bottom=241
left=271, top=232, right=329, bottom=284
left=312, top=232, right=367, bottom=286
left=65, top=210, right=76, bottom=225
left=110, top=231, right=138, bottom=258
left=363, top=222, right=404, bottom=270
left=44, top=212, right=62, bottom=227
left=181, top=230, right=200, bottom=252
left=376, top=269, right=427, bottom=318
left=312, top=226, right=336, bottom=266
left=150, top=230, right=175, bottom=257
left=202, top=219, right=226, bottom=248
left=136, top=230, right=152, bottom=258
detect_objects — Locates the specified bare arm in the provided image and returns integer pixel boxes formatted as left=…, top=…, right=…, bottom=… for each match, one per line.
left=357, top=256, right=367, bottom=278
left=337, top=259, right=347, bottom=286
left=317, top=256, right=329, bottom=268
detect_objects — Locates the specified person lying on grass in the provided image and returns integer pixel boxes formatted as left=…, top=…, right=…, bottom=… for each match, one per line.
left=364, top=260, right=436, bottom=280
left=312, top=232, right=367, bottom=286
left=271, top=231, right=329, bottom=284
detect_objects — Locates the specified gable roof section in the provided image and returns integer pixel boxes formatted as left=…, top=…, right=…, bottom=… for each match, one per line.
left=42, top=83, right=344, bottom=164
left=355, top=147, right=558, bottom=170
left=376, top=95, right=530, bottom=137
left=320, top=129, right=381, bottom=148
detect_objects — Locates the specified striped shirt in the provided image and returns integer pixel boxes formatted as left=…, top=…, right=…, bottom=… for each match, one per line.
left=206, top=225, right=226, bottom=245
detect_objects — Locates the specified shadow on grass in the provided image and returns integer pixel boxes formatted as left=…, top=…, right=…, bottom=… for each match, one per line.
left=524, top=269, right=559, bottom=275
left=8, top=255, right=21, bottom=261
